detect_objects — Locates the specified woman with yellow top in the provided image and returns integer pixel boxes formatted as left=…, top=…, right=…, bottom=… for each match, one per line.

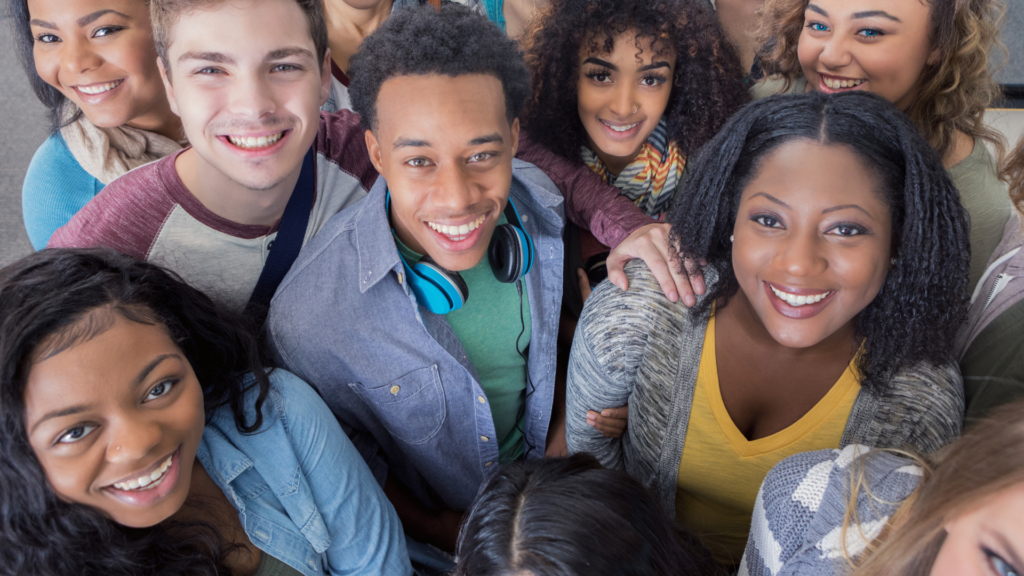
left=565, top=91, right=970, bottom=569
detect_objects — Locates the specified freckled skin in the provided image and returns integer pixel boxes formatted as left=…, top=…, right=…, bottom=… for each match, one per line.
left=797, top=0, right=938, bottom=111
left=715, top=140, right=892, bottom=440
left=27, top=0, right=180, bottom=138
left=576, top=31, right=676, bottom=176
left=930, top=483, right=1024, bottom=576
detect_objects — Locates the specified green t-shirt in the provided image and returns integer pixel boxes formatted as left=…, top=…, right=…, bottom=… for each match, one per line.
left=396, top=218, right=532, bottom=464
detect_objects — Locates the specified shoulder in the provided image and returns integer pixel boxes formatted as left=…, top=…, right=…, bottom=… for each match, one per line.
left=865, top=360, right=964, bottom=453
left=948, top=137, right=1001, bottom=191
left=46, top=154, right=180, bottom=256
left=25, top=134, right=98, bottom=189
left=24, top=134, right=104, bottom=249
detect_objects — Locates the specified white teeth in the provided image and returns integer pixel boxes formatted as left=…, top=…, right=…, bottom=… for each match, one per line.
left=77, top=80, right=123, bottom=95
left=226, top=132, right=284, bottom=149
left=428, top=215, right=486, bottom=240
left=770, top=285, right=831, bottom=307
left=824, top=77, right=865, bottom=90
left=603, top=121, right=640, bottom=132
left=113, top=455, right=173, bottom=491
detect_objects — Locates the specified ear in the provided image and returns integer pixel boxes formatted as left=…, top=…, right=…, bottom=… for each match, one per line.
left=157, top=58, right=180, bottom=117
left=319, top=48, right=332, bottom=107
left=509, top=117, right=520, bottom=158
left=365, top=129, right=385, bottom=174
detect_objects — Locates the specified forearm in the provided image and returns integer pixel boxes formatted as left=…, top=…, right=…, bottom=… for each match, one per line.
left=383, top=472, right=464, bottom=553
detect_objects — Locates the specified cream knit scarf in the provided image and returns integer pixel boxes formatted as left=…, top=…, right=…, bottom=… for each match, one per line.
left=60, top=109, right=184, bottom=185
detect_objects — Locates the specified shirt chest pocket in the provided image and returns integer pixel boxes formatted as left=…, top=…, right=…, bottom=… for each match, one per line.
left=349, top=365, right=447, bottom=445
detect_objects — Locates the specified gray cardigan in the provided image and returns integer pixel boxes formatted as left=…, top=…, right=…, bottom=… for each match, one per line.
left=565, top=261, right=964, bottom=517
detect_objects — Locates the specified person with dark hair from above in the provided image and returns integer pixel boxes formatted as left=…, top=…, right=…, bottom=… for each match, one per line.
left=50, top=0, right=700, bottom=318
left=0, top=248, right=409, bottom=576
left=520, top=0, right=747, bottom=436
left=566, top=91, right=969, bottom=568
left=955, top=136, right=1024, bottom=425
left=14, top=0, right=185, bottom=250
left=743, top=400, right=1024, bottom=576
left=267, top=4, right=579, bottom=569
left=454, top=453, right=727, bottom=576
left=751, top=0, right=1009, bottom=293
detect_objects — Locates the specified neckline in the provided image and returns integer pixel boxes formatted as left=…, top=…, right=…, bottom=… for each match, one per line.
left=701, top=314, right=861, bottom=456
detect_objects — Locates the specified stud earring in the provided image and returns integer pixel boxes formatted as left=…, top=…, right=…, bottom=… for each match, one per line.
left=730, top=235, right=734, bottom=243
left=890, top=257, right=897, bottom=266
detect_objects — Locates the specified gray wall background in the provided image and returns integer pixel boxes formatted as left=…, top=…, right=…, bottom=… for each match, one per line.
left=0, top=5, right=1021, bottom=270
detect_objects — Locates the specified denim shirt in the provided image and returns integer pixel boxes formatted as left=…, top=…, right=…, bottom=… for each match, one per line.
left=267, top=160, right=565, bottom=511
left=197, top=369, right=412, bottom=576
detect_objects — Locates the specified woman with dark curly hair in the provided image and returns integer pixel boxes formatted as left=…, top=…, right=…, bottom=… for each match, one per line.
left=751, top=0, right=1009, bottom=293
left=0, top=249, right=409, bottom=576
left=566, top=91, right=970, bottom=568
left=453, top=453, right=726, bottom=576
left=520, top=0, right=748, bottom=353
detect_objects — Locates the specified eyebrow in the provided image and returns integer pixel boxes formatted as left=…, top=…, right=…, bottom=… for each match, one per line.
left=28, top=354, right=180, bottom=435
left=178, top=51, right=235, bottom=65
left=822, top=204, right=872, bottom=217
left=30, top=10, right=130, bottom=30
left=265, top=47, right=315, bottom=62
left=393, top=134, right=504, bottom=149
left=582, top=57, right=671, bottom=73
left=806, top=4, right=829, bottom=17
left=852, top=10, right=901, bottom=22
left=750, top=192, right=791, bottom=208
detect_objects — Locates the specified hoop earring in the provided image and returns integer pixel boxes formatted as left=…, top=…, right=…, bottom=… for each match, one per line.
left=632, top=105, right=638, bottom=114
left=729, top=235, right=734, bottom=243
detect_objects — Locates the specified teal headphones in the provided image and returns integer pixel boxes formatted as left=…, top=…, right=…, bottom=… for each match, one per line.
left=387, top=191, right=535, bottom=314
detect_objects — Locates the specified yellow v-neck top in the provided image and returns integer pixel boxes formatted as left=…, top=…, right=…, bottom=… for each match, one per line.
left=674, top=314, right=861, bottom=566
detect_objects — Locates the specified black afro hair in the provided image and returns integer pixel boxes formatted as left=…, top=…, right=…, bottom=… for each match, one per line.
left=348, top=4, right=531, bottom=132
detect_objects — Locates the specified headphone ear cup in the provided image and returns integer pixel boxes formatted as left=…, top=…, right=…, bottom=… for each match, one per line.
left=409, top=256, right=469, bottom=314
left=488, top=224, right=522, bottom=283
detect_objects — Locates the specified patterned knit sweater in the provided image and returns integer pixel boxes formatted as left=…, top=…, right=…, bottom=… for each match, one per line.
left=738, top=446, right=922, bottom=576
left=565, top=261, right=963, bottom=516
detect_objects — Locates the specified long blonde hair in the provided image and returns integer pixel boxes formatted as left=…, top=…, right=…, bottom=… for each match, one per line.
left=848, top=402, right=1024, bottom=575
left=754, top=0, right=1006, bottom=164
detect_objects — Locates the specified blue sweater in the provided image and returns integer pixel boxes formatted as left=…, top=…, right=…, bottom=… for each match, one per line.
left=22, top=133, right=104, bottom=250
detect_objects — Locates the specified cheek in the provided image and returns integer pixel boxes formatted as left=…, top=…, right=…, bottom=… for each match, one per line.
left=32, top=48, right=62, bottom=89
left=576, top=83, right=600, bottom=117
left=797, top=32, right=821, bottom=73
left=37, top=451, right=104, bottom=504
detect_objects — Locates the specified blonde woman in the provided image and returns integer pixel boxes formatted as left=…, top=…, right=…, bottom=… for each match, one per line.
left=751, top=0, right=1008, bottom=292
left=741, top=400, right=1024, bottom=576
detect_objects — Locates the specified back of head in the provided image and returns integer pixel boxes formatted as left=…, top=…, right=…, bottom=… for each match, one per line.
left=668, top=91, right=970, bottom=391
left=0, top=248, right=268, bottom=576
left=851, top=401, right=1024, bottom=575
left=347, top=3, right=530, bottom=132
left=454, top=454, right=724, bottom=576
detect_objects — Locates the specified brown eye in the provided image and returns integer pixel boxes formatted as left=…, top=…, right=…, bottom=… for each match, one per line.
left=58, top=424, right=97, bottom=444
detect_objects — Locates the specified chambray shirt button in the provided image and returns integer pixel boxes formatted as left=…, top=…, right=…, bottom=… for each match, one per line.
left=481, top=436, right=489, bottom=442
left=397, top=272, right=404, bottom=285
left=521, top=214, right=529, bottom=223
left=390, top=385, right=400, bottom=395
left=485, top=461, right=493, bottom=467
left=478, top=395, right=486, bottom=404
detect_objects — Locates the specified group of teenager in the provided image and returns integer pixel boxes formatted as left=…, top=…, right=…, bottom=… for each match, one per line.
left=3, top=0, right=1023, bottom=574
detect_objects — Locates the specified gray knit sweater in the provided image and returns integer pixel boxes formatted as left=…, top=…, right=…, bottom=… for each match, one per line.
left=565, top=261, right=963, bottom=517
left=738, top=447, right=921, bottom=576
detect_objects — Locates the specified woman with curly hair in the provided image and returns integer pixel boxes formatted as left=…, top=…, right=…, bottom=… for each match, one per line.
left=751, top=0, right=1009, bottom=292
left=566, top=91, right=970, bottom=568
left=0, top=249, right=409, bottom=576
left=743, top=400, right=1024, bottom=576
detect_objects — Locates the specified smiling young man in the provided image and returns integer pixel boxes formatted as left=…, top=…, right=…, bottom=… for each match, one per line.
left=265, top=5, right=570, bottom=558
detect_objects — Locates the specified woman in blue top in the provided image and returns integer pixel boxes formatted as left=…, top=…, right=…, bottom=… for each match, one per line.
left=0, top=248, right=411, bottom=576
left=13, top=0, right=185, bottom=249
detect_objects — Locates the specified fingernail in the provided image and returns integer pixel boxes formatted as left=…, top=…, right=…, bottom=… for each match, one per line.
left=601, top=409, right=610, bottom=416
left=685, top=294, right=696, bottom=306
left=669, top=291, right=678, bottom=302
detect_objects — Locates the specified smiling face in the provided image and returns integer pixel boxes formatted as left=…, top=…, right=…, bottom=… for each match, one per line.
left=23, top=311, right=205, bottom=528
left=797, top=0, right=938, bottom=110
left=365, top=73, right=519, bottom=272
left=731, top=139, right=893, bottom=348
left=27, top=0, right=176, bottom=135
left=930, top=483, right=1024, bottom=576
left=576, top=31, right=676, bottom=175
left=161, top=0, right=330, bottom=192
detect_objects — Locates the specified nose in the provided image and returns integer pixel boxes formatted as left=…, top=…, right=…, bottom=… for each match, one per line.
left=608, top=81, right=636, bottom=119
left=60, top=36, right=104, bottom=76
left=818, top=34, right=853, bottom=70
left=105, top=413, right=163, bottom=465
left=772, top=232, right=828, bottom=278
left=430, top=161, right=479, bottom=215
left=227, top=71, right=277, bottom=119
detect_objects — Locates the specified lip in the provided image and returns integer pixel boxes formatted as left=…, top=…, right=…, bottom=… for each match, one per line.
left=816, top=73, right=866, bottom=94
left=71, top=78, right=127, bottom=105
left=424, top=213, right=489, bottom=253
left=596, top=118, right=645, bottom=142
left=102, top=447, right=182, bottom=507
left=217, top=129, right=291, bottom=158
left=763, top=281, right=837, bottom=319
